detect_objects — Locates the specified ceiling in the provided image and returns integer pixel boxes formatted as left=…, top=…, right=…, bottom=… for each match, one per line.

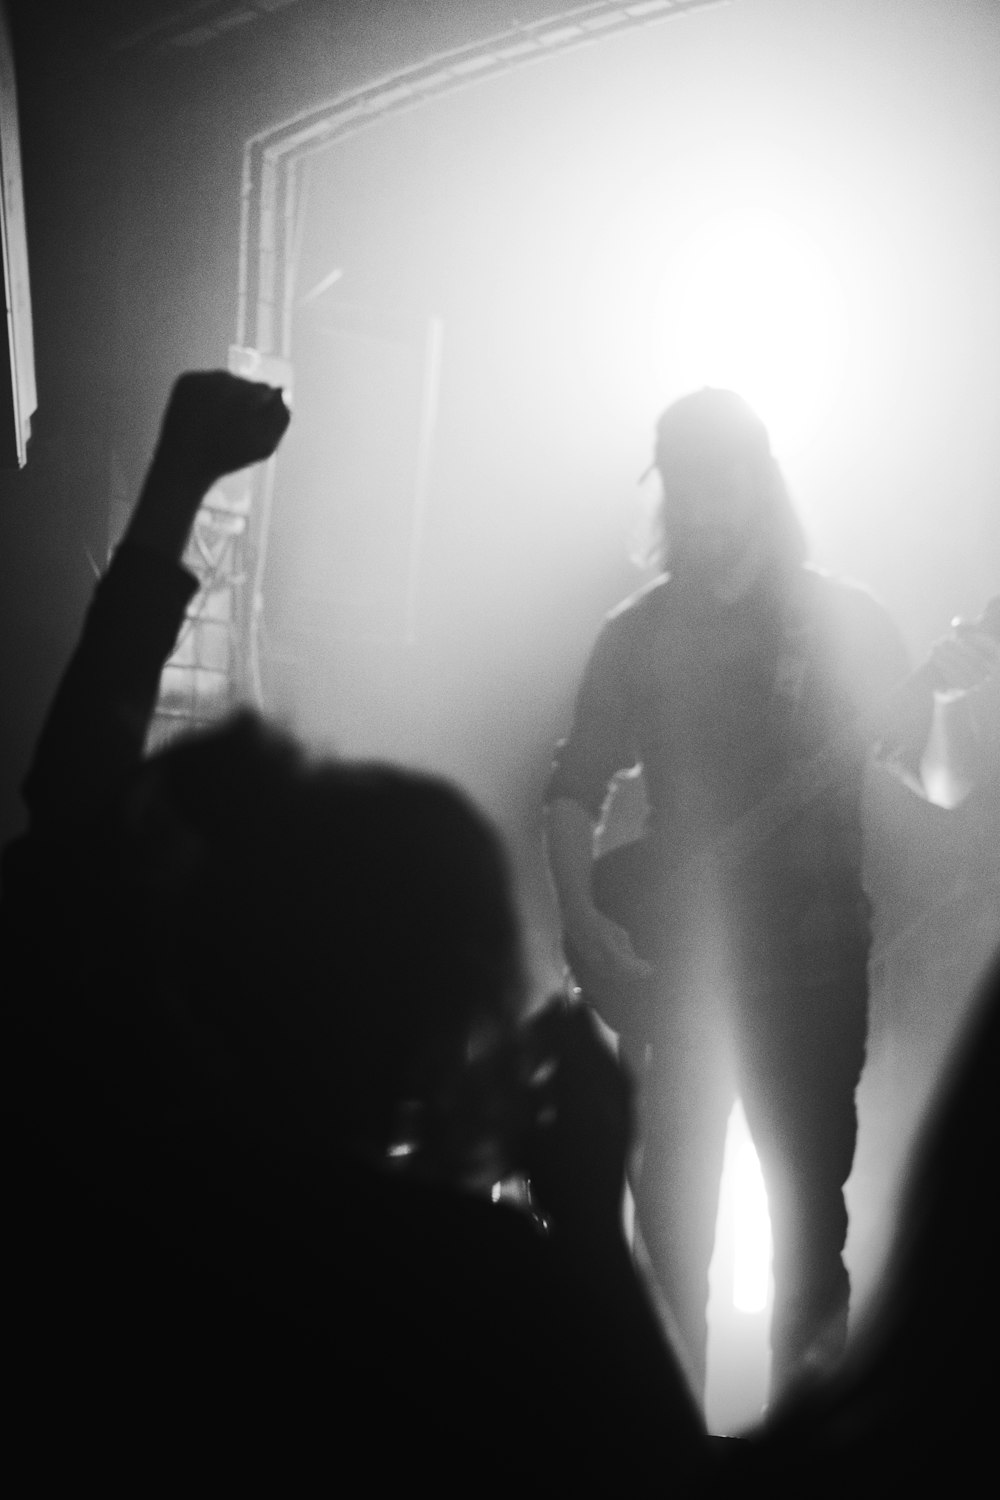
left=6, top=1, right=731, bottom=82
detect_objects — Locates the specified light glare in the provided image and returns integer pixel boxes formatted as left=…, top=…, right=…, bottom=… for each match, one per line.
left=650, top=210, right=849, bottom=457
left=732, top=1135, right=773, bottom=1314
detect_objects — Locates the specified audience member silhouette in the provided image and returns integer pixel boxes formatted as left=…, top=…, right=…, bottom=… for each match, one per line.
left=1, top=372, right=702, bottom=1490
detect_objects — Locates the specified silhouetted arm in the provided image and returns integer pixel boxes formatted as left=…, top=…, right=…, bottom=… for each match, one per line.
left=544, top=609, right=655, bottom=986
left=19, top=374, right=289, bottom=834
left=524, top=1002, right=706, bottom=1473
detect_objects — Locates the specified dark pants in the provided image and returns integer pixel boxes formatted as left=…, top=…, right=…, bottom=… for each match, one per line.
left=624, top=893, right=869, bottom=1407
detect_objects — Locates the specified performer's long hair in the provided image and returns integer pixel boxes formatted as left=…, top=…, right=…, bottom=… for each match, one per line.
left=638, top=388, right=809, bottom=578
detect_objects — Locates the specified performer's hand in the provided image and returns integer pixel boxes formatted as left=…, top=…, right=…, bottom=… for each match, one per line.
left=564, top=904, right=654, bottom=985
left=929, top=622, right=1000, bottom=698
left=150, top=370, right=291, bottom=485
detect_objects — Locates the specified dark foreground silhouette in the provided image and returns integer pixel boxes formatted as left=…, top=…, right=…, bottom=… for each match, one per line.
left=0, top=372, right=702, bottom=1491
left=3, top=369, right=997, bottom=1494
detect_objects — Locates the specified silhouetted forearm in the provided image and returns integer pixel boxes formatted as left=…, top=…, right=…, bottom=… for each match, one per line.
left=21, top=543, right=197, bottom=832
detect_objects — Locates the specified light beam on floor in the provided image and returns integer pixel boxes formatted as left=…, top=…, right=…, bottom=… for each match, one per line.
left=706, top=1099, right=774, bottom=1435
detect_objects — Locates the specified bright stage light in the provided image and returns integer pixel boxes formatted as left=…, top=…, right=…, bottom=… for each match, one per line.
left=731, top=1132, right=773, bottom=1314
left=648, top=209, right=849, bottom=457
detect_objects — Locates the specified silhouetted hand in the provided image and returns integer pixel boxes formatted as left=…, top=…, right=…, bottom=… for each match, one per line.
left=522, top=998, right=633, bottom=1247
left=127, top=372, right=292, bottom=560
left=151, top=370, right=290, bottom=485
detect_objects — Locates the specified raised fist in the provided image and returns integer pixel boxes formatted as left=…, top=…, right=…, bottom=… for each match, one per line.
left=152, top=370, right=291, bottom=484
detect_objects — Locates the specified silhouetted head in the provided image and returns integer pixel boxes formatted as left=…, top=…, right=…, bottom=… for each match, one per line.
left=120, top=712, right=528, bottom=1167
left=647, top=388, right=807, bottom=586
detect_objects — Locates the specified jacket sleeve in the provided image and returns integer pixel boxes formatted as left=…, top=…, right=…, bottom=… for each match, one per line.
left=544, top=609, right=641, bottom=820
left=19, top=541, right=198, bottom=836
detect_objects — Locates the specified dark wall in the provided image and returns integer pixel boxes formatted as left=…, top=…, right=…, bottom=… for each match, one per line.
left=0, top=0, right=553, bottom=851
